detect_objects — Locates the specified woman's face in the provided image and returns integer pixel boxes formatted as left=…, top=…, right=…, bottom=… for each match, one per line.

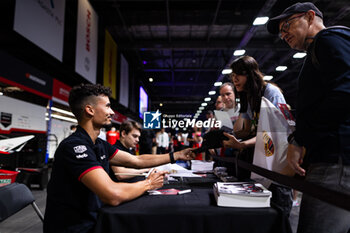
left=231, top=73, right=247, bottom=92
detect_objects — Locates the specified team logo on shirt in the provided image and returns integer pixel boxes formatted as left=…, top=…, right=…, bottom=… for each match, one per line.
left=76, top=153, right=88, bottom=159
left=73, top=145, right=87, bottom=153
left=262, top=131, right=274, bottom=157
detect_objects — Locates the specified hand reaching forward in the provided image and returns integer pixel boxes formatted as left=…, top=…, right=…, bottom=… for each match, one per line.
left=222, top=132, right=244, bottom=149
left=174, top=148, right=196, bottom=161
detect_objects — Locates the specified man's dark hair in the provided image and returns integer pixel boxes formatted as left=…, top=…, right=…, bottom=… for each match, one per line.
left=68, top=83, right=112, bottom=121
left=120, top=120, right=141, bottom=136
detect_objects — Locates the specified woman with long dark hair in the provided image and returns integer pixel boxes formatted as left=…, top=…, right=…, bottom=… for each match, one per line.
left=223, top=55, right=286, bottom=148
left=222, top=55, right=293, bottom=217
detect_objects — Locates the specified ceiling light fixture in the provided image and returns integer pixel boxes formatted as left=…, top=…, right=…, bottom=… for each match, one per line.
left=201, top=103, right=208, bottom=106
left=263, top=75, right=273, bottom=81
left=149, top=78, right=153, bottom=82
left=276, top=66, right=287, bottom=71
left=50, top=106, right=75, bottom=116
left=221, top=69, right=232, bottom=75
left=208, top=91, right=216, bottom=95
left=214, top=82, right=222, bottom=87
left=253, top=17, right=269, bottom=25
left=293, top=52, right=307, bottom=58
left=51, top=114, right=78, bottom=123
left=233, top=49, right=246, bottom=56
left=204, top=97, right=211, bottom=102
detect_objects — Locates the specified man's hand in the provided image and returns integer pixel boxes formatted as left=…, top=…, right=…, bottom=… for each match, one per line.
left=287, top=144, right=306, bottom=176
left=222, top=132, right=244, bottom=149
left=174, top=148, right=196, bottom=161
left=146, top=169, right=168, bottom=190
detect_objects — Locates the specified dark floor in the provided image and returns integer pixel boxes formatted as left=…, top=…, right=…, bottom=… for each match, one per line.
left=0, top=187, right=301, bottom=233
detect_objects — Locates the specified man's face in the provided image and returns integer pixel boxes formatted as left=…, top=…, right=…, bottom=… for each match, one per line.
left=92, top=95, right=114, bottom=127
left=215, top=96, right=224, bottom=110
left=220, top=85, right=235, bottom=109
left=122, top=128, right=140, bottom=149
left=278, top=12, right=310, bottom=50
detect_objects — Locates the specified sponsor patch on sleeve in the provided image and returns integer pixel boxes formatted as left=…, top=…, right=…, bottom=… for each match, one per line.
left=73, top=145, right=87, bottom=153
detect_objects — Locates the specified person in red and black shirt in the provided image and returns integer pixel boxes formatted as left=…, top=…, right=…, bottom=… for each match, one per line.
left=44, top=83, right=195, bottom=233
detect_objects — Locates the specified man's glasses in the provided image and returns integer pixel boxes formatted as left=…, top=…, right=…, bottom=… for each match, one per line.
left=279, top=13, right=306, bottom=39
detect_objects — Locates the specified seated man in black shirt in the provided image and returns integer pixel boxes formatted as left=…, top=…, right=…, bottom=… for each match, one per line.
left=112, top=120, right=150, bottom=180
left=44, top=83, right=195, bottom=233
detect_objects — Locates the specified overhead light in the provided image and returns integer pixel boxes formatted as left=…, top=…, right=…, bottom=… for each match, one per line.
left=204, top=97, right=211, bottom=102
left=276, top=66, right=287, bottom=71
left=50, top=106, right=75, bottom=116
left=199, top=106, right=204, bottom=110
left=214, top=82, right=222, bottom=87
left=253, top=16, right=269, bottom=25
left=293, top=52, right=307, bottom=59
left=233, top=49, right=246, bottom=56
left=51, top=114, right=78, bottom=123
left=201, top=103, right=207, bottom=106
left=159, top=103, right=163, bottom=106
left=263, top=75, right=273, bottom=81
left=143, top=60, right=147, bottom=65
left=0, top=92, right=3, bottom=96
left=221, top=69, right=232, bottom=75
left=149, top=78, right=153, bottom=82
left=208, top=91, right=216, bottom=95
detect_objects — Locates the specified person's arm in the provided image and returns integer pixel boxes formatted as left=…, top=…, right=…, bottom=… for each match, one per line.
left=222, top=132, right=256, bottom=149
left=111, top=166, right=150, bottom=180
left=233, top=114, right=251, bottom=139
left=81, top=167, right=166, bottom=206
left=110, top=148, right=195, bottom=168
left=286, top=144, right=305, bottom=176
left=295, top=33, right=350, bottom=144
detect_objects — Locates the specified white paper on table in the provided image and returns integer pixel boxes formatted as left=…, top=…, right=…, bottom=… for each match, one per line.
left=154, top=163, right=201, bottom=177
left=191, top=160, right=214, bottom=172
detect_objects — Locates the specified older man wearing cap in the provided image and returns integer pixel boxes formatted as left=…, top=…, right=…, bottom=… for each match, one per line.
left=267, top=2, right=350, bottom=233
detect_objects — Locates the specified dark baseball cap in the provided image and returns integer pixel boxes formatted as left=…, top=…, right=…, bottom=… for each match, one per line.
left=267, top=2, right=323, bottom=34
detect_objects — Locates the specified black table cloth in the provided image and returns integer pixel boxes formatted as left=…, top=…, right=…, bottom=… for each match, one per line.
left=94, top=177, right=292, bottom=233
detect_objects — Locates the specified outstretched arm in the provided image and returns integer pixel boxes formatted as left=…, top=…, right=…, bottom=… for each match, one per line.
left=110, top=148, right=196, bottom=168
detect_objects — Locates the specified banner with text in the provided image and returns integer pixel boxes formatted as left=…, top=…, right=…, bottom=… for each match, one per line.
left=103, top=30, right=117, bottom=99
left=75, top=0, right=98, bottom=84
left=14, top=0, right=66, bottom=61
left=0, top=95, right=46, bottom=134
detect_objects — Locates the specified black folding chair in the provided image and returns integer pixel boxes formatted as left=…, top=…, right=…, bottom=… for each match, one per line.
left=0, top=182, right=44, bottom=222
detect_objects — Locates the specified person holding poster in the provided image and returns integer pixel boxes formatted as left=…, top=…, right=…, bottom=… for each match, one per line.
left=222, top=55, right=293, bottom=216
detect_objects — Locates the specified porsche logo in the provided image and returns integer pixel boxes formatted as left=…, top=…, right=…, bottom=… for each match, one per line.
left=262, top=131, right=274, bottom=157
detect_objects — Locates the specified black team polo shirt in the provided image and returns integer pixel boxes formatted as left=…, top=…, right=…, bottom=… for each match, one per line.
left=44, top=126, right=118, bottom=233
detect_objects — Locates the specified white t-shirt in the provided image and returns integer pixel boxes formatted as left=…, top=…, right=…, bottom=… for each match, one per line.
left=242, top=83, right=286, bottom=120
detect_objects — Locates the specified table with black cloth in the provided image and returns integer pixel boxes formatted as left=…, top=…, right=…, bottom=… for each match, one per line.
left=94, top=176, right=292, bottom=233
